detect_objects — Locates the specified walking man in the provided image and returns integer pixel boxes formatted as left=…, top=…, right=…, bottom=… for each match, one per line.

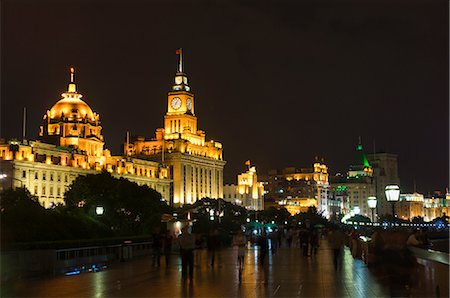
left=177, top=225, right=196, bottom=280
left=328, top=226, right=345, bottom=270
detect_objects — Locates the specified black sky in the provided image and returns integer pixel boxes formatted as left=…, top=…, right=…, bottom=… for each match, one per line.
left=1, top=0, right=448, bottom=193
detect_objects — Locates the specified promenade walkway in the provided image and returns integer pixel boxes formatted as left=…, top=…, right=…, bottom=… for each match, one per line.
left=2, top=239, right=441, bottom=297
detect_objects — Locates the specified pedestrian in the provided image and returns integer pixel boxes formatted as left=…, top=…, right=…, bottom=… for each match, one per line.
left=233, top=230, right=246, bottom=269
left=328, top=226, right=345, bottom=270
left=406, top=229, right=423, bottom=247
left=152, top=229, right=162, bottom=267
left=309, top=228, right=319, bottom=256
left=350, top=229, right=360, bottom=258
left=177, top=225, right=196, bottom=280
left=207, top=227, right=220, bottom=266
left=163, top=230, right=173, bottom=267
left=300, top=228, right=310, bottom=256
left=269, top=231, right=278, bottom=254
left=277, top=228, right=283, bottom=248
left=286, top=228, right=293, bottom=248
left=257, top=232, right=268, bottom=266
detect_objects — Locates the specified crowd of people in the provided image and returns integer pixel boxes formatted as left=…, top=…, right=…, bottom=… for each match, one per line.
left=149, top=222, right=435, bottom=287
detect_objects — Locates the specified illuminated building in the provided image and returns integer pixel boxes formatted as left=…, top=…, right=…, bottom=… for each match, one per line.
left=126, top=50, right=225, bottom=206
left=327, top=184, right=350, bottom=220
left=367, top=152, right=400, bottom=217
left=423, top=192, right=448, bottom=221
left=260, top=159, right=329, bottom=216
left=223, top=161, right=264, bottom=210
left=0, top=68, right=171, bottom=208
left=330, top=142, right=375, bottom=219
left=396, top=193, right=424, bottom=220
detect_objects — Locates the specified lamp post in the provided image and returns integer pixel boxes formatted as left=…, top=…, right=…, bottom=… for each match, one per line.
left=95, top=206, right=104, bottom=216
left=367, top=196, right=377, bottom=223
left=385, top=185, right=400, bottom=226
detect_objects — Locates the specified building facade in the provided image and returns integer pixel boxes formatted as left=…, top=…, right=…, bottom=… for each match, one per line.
left=329, top=143, right=376, bottom=220
left=367, top=152, right=401, bottom=217
left=223, top=162, right=264, bottom=210
left=396, top=193, right=425, bottom=221
left=0, top=68, right=171, bottom=207
left=126, top=51, right=226, bottom=206
left=260, top=161, right=329, bottom=216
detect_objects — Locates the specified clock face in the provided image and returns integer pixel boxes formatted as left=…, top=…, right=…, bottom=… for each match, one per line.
left=171, top=97, right=182, bottom=110
left=186, top=98, right=193, bottom=110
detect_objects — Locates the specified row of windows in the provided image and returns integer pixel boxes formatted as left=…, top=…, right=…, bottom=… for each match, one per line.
left=22, top=170, right=71, bottom=183
left=34, top=185, right=68, bottom=197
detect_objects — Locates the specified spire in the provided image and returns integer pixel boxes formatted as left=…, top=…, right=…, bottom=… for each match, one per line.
left=357, top=136, right=362, bottom=150
left=172, top=49, right=190, bottom=92
left=176, top=48, right=183, bottom=73
left=68, top=66, right=77, bottom=93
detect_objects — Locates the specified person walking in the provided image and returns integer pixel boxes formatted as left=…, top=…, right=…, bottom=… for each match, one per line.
left=286, top=228, right=293, bottom=248
left=257, top=232, right=268, bottom=266
left=163, top=230, right=173, bottom=267
left=152, top=230, right=162, bottom=267
left=177, top=226, right=196, bottom=280
left=300, top=228, right=310, bottom=256
left=233, top=230, right=246, bottom=269
left=309, top=228, right=319, bottom=256
left=277, top=228, right=283, bottom=248
left=328, top=226, right=345, bottom=270
left=207, top=227, right=220, bottom=266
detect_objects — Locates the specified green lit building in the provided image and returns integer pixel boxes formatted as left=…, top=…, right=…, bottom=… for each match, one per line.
left=329, top=142, right=376, bottom=220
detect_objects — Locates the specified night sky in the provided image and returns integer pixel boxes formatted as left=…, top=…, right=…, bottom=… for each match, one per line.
left=1, top=0, right=448, bottom=193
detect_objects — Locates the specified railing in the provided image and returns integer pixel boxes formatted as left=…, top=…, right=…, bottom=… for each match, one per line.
left=356, top=235, right=449, bottom=297
left=1, top=241, right=153, bottom=282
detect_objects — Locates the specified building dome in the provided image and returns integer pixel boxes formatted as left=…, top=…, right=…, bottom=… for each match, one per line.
left=49, top=96, right=95, bottom=121
left=47, top=67, right=97, bottom=122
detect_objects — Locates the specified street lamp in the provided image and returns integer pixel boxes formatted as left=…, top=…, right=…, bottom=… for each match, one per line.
left=367, top=196, right=377, bottom=223
left=95, top=206, right=104, bottom=216
left=385, top=185, right=400, bottom=226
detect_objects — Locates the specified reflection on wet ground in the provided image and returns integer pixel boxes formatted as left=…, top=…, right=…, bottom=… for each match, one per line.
left=1, top=240, right=441, bottom=297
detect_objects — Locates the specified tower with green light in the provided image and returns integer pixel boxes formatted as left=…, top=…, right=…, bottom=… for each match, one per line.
left=348, top=142, right=373, bottom=178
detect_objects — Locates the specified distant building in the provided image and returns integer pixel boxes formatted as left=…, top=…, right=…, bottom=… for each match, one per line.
left=0, top=68, right=171, bottom=208
left=126, top=51, right=226, bottom=206
left=327, top=184, right=350, bottom=220
left=396, top=193, right=424, bottom=220
left=367, top=152, right=400, bottom=217
left=329, top=142, right=376, bottom=220
left=423, top=191, right=448, bottom=221
left=259, top=160, right=329, bottom=216
left=223, top=161, right=264, bottom=210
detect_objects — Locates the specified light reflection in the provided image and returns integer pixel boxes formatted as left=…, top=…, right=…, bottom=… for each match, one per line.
left=93, top=269, right=105, bottom=298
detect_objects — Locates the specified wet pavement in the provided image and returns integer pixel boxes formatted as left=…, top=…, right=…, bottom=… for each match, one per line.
left=1, top=239, right=432, bottom=297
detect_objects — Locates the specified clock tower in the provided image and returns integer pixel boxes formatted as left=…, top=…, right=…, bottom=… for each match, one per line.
left=164, top=49, right=198, bottom=137
left=128, top=49, right=226, bottom=206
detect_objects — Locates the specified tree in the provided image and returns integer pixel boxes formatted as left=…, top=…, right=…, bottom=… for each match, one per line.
left=411, top=216, right=425, bottom=223
left=258, top=206, right=291, bottom=224
left=0, top=187, right=114, bottom=244
left=64, top=171, right=166, bottom=236
left=186, top=198, right=248, bottom=234
left=293, top=206, right=331, bottom=228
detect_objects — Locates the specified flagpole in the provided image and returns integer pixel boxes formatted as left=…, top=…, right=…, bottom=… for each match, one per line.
left=126, top=131, right=130, bottom=156
left=22, top=107, right=26, bottom=141
left=179, top=48, right=183, bottom=73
